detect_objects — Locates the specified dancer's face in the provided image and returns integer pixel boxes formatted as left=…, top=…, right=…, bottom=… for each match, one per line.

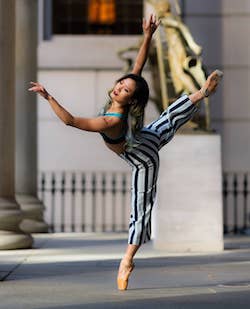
left=110, top=78, right=136, bottom=106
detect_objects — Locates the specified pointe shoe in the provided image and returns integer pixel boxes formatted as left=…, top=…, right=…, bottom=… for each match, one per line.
left=117, top=261, right=134, bottom=291
left=200, top=69, right=223, bottom=97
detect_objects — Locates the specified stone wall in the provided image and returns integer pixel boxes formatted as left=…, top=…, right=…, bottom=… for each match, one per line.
left=37, top=0, right=250, bottom=173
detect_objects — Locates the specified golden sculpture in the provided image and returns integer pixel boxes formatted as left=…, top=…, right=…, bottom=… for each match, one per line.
left=118, top=0, right=211, bottom=130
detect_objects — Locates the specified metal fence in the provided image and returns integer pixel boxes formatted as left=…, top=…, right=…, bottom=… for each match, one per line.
left=223, top=172, right=250, bottom=234
left=38, top=171, right=250, bottom=234
left=38, top=171, right=131, bottom=233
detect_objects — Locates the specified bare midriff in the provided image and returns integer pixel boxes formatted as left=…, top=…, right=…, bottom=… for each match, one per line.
left=104, top=141, right=127, bottom=155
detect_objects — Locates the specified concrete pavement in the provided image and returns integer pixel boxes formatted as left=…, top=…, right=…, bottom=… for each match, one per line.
left=0, top=233, right=250, bottom=308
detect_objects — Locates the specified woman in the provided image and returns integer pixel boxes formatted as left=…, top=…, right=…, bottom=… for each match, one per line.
left=29, top=14, right=223, bottom=290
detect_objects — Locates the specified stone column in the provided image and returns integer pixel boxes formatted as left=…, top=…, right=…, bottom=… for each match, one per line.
left=15, top=0, right=49, bottom=233
left=0, top=0, right=33, bottom=249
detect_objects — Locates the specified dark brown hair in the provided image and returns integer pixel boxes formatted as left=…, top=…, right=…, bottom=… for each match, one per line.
left=116, top=73, right=149, bottom=136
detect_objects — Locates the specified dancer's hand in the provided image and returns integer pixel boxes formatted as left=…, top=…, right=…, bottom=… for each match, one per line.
left=28, top=82, right=50, bottom=100
left=143, top=14, right=160, bottom=38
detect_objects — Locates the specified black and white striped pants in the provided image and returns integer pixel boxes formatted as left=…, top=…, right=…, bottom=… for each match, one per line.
left=120, top=95, right=198, bottom=245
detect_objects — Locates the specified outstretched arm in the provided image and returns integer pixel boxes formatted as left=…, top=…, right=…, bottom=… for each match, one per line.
left=28, top=82, right=120, bottom=132
left=132, top=14, right=160, bottom=76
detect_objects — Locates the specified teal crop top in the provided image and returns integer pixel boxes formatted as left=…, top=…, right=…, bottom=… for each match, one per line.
left=100, top=112, right=128, bottom=144
left=104, top=112, right=124, bottom=118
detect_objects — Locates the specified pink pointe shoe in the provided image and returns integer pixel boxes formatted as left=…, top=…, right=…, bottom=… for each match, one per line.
left=117, top=260, right=135, bottom=291
left=200, top=69, right=223, bottom=97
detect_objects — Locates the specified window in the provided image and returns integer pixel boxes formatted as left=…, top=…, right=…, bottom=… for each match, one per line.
left=51, top=0, right=143, bottom=35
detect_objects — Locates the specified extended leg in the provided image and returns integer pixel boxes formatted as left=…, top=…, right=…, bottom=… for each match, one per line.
left=146, top=70, right=223, bottom=149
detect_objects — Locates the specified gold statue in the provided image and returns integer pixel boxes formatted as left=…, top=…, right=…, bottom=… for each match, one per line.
left=118, top=0, right=211, bottom=130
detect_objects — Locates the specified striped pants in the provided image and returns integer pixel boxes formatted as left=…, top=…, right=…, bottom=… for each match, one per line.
left=120, top=95, right=198, bottom=245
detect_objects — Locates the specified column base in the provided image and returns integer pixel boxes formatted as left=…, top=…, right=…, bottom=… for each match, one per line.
left=0, top=198, right=33, bottom=249
left=0, top=230, right=33, bottom=250
left=16, top=194, right=49, bottom=233
left=20, top=219, right=49, bottom=233
left=0, top=198, right=24, bottom=232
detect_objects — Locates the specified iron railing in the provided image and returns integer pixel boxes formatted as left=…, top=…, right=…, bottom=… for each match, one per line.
left=223, top=172, right=250, bottom=234
left=38, top=171, right=250, bottom=234
left=38, top=171, right=131, bottom=233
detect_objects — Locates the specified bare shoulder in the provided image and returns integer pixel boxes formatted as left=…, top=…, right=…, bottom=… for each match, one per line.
left=102, top=115, right=122, bottom=126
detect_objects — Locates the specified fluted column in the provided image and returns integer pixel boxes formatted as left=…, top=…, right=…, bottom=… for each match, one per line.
left=15, top=0, right=49, bottom=233
left=0, top=0, right=33, bottom=249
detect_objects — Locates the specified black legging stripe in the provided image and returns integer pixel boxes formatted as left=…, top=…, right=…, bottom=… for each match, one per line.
left=124, top=152, right=139, bottom=221
left=159, top=112, right=197, bottom=148
left=148, top=96, right=190, bottom=131
left=139, top=147, right=159, bottom=185
left=157, top=103, right=196, bottom=136
left=128, top=152, right=150, bottom=245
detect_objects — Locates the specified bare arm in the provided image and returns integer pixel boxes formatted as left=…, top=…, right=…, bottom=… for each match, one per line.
left=132, top=14, right=160, bottom=75
left=28, top=82, right=120, bottom=132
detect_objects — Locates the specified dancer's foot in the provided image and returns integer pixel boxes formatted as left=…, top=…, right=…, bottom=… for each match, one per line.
left=117, top=259, right=134, bottom=291
left=200, top=69, right=223, bottom=97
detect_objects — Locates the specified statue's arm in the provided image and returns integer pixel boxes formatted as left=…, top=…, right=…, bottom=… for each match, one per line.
left=161, top=17, right=202, bottom=55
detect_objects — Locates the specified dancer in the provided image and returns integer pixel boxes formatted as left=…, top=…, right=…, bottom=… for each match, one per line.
left=29, top=14, right=223, bottom=290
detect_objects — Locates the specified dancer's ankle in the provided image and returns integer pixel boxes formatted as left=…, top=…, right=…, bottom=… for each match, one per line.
left=200, top=69, right=224, bottom=98
left=122, top=255, right=133, bottom=265
left=199, top=87, right=209, bottom=98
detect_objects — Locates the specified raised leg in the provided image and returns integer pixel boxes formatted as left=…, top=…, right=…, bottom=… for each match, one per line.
left=146, top=70, right=223, bottom=149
